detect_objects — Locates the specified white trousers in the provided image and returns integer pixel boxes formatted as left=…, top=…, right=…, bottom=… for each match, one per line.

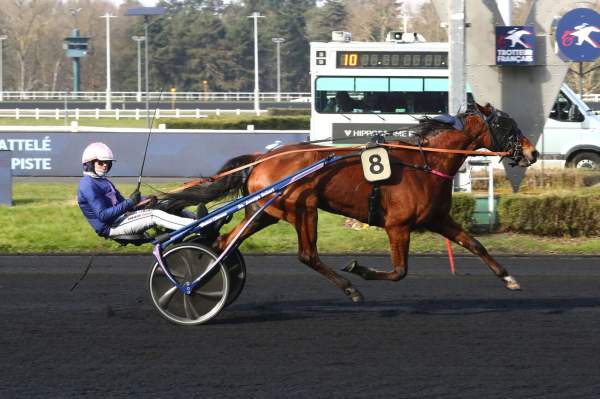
left=108, top=209, right=194, bottom=237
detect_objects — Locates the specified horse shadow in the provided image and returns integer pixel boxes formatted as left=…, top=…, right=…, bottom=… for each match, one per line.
left=215, top=296, right=600, bottom=325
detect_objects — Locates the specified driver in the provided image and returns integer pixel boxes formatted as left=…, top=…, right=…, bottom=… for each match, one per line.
left=77, top=142, right=195, bottom=238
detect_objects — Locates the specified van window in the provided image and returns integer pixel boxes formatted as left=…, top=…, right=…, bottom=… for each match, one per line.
left=549, top=91, right=584, bottom=122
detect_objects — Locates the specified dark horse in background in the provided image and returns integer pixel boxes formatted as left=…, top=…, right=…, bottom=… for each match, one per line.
left=165, top=104, right=538, bottom=302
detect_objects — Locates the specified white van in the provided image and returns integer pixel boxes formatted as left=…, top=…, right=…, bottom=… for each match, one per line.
left=541, top=83, right=600, bottom=169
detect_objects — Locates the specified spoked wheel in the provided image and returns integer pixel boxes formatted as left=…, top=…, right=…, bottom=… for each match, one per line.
left=185, top=235, right=247, bottom=307
left=223, top=249, right=246, bottom=306
left=148, top=243, right=230, bottom=326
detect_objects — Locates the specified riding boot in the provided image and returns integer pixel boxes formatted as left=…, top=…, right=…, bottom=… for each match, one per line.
left=196, top=203, right=220, bottom=242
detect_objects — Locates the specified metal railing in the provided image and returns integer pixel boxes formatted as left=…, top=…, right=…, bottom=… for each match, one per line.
left=582, top=93, right=600, bottom=103
left=0, top=91, right=311, bottom=102
left=0, top=108, right=268, bottom=120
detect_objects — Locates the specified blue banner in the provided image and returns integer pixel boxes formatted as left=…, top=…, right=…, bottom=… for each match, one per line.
left=0, top=130, right=307, bottom=177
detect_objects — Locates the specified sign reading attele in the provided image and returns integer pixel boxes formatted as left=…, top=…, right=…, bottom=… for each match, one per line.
left=555, top=8, right=600, bottom=62
left=495, top=26, right=536, bottom=65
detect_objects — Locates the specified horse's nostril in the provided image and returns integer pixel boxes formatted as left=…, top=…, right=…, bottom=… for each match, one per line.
left=532, top=150, right=539, bottom=161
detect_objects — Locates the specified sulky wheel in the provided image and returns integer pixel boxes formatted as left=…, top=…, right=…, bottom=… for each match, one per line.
left=185, top=235, right=246, bottom=307
left=223, top=249, right=246, bottom=306
left=148, top=243, right=230, bottom=326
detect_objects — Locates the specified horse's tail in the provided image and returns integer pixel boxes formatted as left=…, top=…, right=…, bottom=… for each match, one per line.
left=160, top=153, right=258, bottom=213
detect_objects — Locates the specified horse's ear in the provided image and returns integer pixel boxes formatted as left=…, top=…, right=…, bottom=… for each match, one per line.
left=475, top=102, right=493, bottom=116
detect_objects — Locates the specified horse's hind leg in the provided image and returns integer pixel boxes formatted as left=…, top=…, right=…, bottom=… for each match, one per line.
left=293, top=205, right=364, bottom=302
left=342, top=225, right=411, bottom=281
left=430, top=216, right=520, bottom=290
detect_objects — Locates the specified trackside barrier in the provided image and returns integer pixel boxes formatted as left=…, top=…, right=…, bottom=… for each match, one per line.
left=0, top=150, right=12, bottom=206
left=0, top=127, right=308, bottom=177
left=0, top=91, right=311, bottom=102
left=0, top=108, right=268, bottom=120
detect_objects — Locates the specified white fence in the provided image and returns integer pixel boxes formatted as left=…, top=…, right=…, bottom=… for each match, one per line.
left=0, top=108, right=269, bottom=120
left=583, top=93, right=600, bottom=103
left=0, top=91, right=311, bottom=102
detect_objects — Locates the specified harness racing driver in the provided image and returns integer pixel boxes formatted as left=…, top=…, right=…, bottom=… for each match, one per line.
left=77, top=142, right=196, bottom=239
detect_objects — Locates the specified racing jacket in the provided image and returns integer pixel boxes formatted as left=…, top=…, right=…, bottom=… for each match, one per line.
left=77, top=174, right=134, bottom=237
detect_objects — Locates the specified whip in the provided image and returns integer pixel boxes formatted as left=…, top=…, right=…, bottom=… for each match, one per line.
left=136, top=88, right=164, bottom=193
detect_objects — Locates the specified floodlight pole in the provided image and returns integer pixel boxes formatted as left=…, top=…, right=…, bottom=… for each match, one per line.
left=0, top=35, right=6, bottom=102
left=125, top=7, right=166, bottom=129
left=248, top=12, right=264, bottom=116
left=448, top=0, right=466, bottom=115
left=272, top=38, right=285, bottom=102
left=101, top=13, right=116, bottom=110
left=132, top=36, right=145, bottom=102
left=144, top=16, right=150, bottom=128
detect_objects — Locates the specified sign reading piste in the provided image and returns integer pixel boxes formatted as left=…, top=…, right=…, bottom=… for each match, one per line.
left=556, top=8, right=600, bottom=62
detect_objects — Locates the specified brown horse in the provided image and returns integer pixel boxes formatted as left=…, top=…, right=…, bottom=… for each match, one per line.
left=165, top=104, right=538, bottom=302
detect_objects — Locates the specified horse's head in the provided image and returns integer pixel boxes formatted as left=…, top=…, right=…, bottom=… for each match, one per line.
left=475, top=103, right=538, bottom=167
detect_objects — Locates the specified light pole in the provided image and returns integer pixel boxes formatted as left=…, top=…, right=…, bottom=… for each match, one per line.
left=125, top=6, right=167, bottom=129
left=271, top=37, right=285, bottom=102
left=248, top=12, right=264, bottom=116
left=101, top=13, right=117, bottom=110
left=0, top=35, right=6, bottom=102
left=395, top=1, right=411, bottom=32
left=132, top=36, right=145, bottom=102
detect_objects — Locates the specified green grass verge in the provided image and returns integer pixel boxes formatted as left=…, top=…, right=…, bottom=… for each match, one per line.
left=1, top=181, right=600, bottom=255
left=0, top=118, right=149, bottom=128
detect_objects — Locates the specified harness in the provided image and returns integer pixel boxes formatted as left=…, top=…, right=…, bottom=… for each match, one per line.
left=485, top=109, right=525, bottom=165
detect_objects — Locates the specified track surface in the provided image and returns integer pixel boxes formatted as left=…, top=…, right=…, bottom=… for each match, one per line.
left=1, top=254, right=600, bottom=398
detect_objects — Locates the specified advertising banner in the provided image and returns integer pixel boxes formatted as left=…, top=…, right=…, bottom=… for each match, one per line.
left=0, top=130, right=307, bottom=177
left=332, top=123, right=418, bottom=144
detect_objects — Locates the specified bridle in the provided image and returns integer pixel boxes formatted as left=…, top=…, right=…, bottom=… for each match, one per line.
left=484, top=108, right=525, bottom=166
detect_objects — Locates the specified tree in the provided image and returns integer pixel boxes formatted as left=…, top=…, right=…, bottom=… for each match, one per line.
left=344, top=0, right=398, bottom=42
left=305, top=0, right=347, bottom=43
left=1, top=0, right=60, bottom=91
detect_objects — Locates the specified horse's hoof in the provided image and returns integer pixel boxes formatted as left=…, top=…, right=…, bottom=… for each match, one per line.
left=342, top=260, right=358, bottom=274
left=503, top=275, right=521, bottom=291
left=344, top=286, right=364, bottom=302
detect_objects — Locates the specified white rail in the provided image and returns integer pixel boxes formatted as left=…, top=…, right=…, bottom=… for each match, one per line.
left=0, top=91, right=311, bottom=102
left=582, top=93, right=600, bottom=103
left=0, top=108, right=269, bottom=120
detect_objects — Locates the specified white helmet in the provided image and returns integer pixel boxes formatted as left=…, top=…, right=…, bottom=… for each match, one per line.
left=82, top=142, right=115, bottom=164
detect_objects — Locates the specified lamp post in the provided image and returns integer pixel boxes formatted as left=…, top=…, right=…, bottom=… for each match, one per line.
left=395, top=1, right=411, bottom=32
left=271, top=37, right=285, bottom=102
left=132, top=35, right=145, bottom=102
left=125, top=6, right=167, bottom=129
left=0, top=35, right=6, bottom=102
left=101, top=13, right=117, bottom=110
left=248, top=12, right=264, bottom=116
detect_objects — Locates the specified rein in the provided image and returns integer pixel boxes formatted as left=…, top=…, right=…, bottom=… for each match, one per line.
left=153, top=131, right=511, bottom=199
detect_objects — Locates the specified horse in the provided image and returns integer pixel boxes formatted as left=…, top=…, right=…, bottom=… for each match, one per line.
left=164, top=103, right=538, bottom=302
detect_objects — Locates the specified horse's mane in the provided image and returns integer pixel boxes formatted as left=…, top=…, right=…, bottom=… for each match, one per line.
left=395, top=111, right=478, bottom=145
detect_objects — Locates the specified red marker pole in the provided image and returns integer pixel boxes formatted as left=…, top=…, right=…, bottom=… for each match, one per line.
left=445, top=239, right=456, bottom=275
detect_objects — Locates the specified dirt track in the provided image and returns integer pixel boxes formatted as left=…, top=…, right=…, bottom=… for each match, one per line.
left=1, top=254, right=600, bottom=398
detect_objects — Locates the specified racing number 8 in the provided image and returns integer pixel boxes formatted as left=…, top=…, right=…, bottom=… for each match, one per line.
left=361, top=147, right=391, bottom=182
left=369, top=154, right=384, bottom=175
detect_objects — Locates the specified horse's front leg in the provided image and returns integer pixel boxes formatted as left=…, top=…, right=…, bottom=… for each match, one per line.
left=342, top=225, right=410, bottom=281
left=430, top=216, right=521, bottom=290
